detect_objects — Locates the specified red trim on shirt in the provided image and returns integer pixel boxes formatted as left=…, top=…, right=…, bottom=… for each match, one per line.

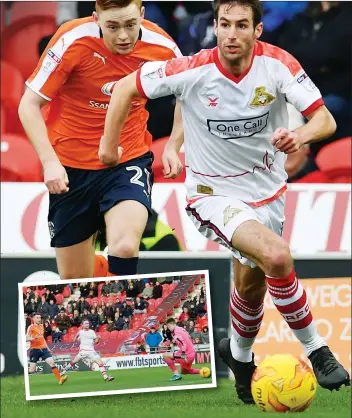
left=249, top=184, right=287, bottom=207
left=136, top=68, right=148, bottom=98
left=212, top=44, right=257, bottom=84
left=301, top=98, right=324, bottom=118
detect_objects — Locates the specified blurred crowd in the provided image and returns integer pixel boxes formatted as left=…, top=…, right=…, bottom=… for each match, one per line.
left=23, top=278, right=208, bottom=351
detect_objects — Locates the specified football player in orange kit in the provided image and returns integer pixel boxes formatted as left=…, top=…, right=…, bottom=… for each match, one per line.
left=18, top=0, right=183, bottom=280
left=26, top=313, right=68, bottom=384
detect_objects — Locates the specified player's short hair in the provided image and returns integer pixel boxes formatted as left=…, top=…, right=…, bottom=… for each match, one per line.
left=34, top=312, right=42, bottom=317
left=213, top=0, right=262, bottom=27
left=96, top=0, right=142, bottom=13
left=166, top=318, right=176, bottom=325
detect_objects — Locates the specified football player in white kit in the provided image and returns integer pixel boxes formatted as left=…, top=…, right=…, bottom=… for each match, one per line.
left=61, top=320, right=114, bottom=382
left=101, top=0, right=350, bottom=403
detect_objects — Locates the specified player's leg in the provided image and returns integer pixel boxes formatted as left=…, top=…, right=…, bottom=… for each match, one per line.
left=28, top=349, right=38, bottom=375
left=101, top=152, right=153, bottom=276
left=60, top=354, right=81, bottom=375
left=231, top=220, right=350, bottom=390
left=44, top=351, right=67, bottom=384
left=163, top=352, right=182, bottom=380
left=104, top=200, right=148, bottom=275
left=219, top=260, right=266, bottom=403
left=178, top=356, right=200, bottom=375
left=94, top=356, right=114, bottom=382
left=48, top=168, right=103, bottom=280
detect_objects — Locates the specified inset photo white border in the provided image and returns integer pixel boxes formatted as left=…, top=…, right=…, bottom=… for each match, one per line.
left=19, top=270, right=217, bottom=401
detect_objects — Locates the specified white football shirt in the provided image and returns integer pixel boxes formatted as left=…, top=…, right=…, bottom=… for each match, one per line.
left=78, top=329, right=97, bottom=351
left=137, top=41, right=323, bottom=205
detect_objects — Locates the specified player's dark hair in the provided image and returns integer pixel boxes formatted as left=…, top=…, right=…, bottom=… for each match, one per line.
left=213, top=0, right=262, bottom=27
left=34, top=312, right=42, bottom=317
left=166, top=318, right=176, bottom=325
left=96, top=0, right=142, bottom=12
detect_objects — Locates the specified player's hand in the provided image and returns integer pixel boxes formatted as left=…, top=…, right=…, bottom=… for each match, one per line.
left=43, top=160, right=69, bottom=194
left=161, top=148, right=183, bottom=179
left=271, top=128, right=303, bottom=154
left=98, top=138, right=123, bottom=166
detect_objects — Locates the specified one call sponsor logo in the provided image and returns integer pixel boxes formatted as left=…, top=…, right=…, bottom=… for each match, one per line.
left=207, top=112, right=269, bottom=140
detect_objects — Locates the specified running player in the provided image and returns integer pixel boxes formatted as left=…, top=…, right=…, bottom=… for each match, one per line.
left=18, top=0, right=183, bottom=280
left=163, top=318, right=200, bottom=381
left=102, top=0, right=350, bottom=403
left=26, top=313, right=68, bottom=385
left=60, top=320, right=114, bottom=381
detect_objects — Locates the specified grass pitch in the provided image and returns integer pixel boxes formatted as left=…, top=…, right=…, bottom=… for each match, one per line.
left=1, top=373, right=350, bottom=418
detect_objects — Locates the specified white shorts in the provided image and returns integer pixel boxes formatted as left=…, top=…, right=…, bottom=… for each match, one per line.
left=76, top=350, right=100, bottom=362
left=186, top=195, right=285, bottom=268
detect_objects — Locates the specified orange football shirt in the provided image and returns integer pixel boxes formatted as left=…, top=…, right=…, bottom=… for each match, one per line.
left=26, top=17, right=182, bottom=169
left=27, top=324, right=47, bottom=350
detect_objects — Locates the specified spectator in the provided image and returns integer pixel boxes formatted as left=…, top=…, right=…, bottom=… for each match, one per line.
left=101, top=301, right=107, bottom=312
left=52, top=326, right=62, bottom=343
left=79, top=282, right=90, bottom=298
left=47, top=300, right=59, bottom=319
left=44, top=289, right=56, bottom=304
left=49, top=284, right=65, bottom=295
left=126, top=280, right=139, bottom=299
left=33, top=291, right=41, bottom=309
left=55, top=309, right=71, bottom=334
left=136, top=341, right=147, bottom=354
left=123, top=317, right=130, bottom=330
left=37, top=295, right=50, bottom=317
left=135, top=278, right=145, bottom=294
left=161, top=324, right=172, bottom=342
left=71, top=310, right=82, bottom=328
left=102, top=281, right=111, bottom=296
left=82, top=308, right=90, bottom=320
left=68, top=300, right=78, bottom=315
left=77, top=296, right=90, bottom=315
left=115, top=314, right=125, bottom=331
left=134, top=297, right=147, bottom=314
left=195, top=298, right=207, bottom=317
left=88, top=282, right=98, bottom=298
left=178, top=307, right=190, bottom=323
left=142, top=283, right=153, bottom=299
left=145, top=327, right=162, bottom=353
left=23, top=299, right=34, bottom=316
left=44, top=320, right=52, bottom=339
left=104, top=301, right=115, bottom=320
left=191, top=326, right=203, bottom=342
left=186, top=320, right=195, bottom=335
left=88, top=308, right=100, bottom=331
left=120, top=302, right=133, bottom=319
left=107, top=317, right=115, bottom=332
left=114, top=296, right=124, bottom=311
left=110, top=280, right=125, bottom=295
left=97, top=307, right=106, bottom=325
left=152, top=281, right=163, bottom=299
left=201, top=326, right=210, bottom=344
left=194, top=336, right=201, bottom=345
left=92, top=302, right=99, bottom=312
left=24, top=313, right=32, bottom=332
left=182, top=295, right=196, bottom=311
left=25, top=288, right=35, bottom=301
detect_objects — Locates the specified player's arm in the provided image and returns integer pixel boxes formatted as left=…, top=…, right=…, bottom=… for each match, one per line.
left=101, top=58, right=188, bottom=167
left=18, top=30, right=79, bottom=193
left=162, top=100, right=184, bottom=179
left=100, top=72, right=143, bottom=166
left=26, top=327, right=36, bottom=342
left=272, top=56, right=336, bottom=154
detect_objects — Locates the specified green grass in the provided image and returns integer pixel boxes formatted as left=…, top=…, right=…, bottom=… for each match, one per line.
left=28, top=363, right=212, bottom=396
left=1, top=374, right=351, bottom=418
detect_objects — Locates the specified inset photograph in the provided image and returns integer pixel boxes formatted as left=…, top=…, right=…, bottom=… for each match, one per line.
left=19, top=271, right=216, bottom=400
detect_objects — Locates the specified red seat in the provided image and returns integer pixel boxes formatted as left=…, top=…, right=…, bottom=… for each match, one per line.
left=110, top=330, right=119, bottom=338
left=167, top=308, right=173, bottom=316
left=174, top=300, right=181, bottom=308
left=316, top=137, right=352, bottom=178
left=55, top=294, right=63, bottom=305
left=62, top=334, right=70, bottom=343
left=1, top=60, right=25, bottom=134
left=188, top=285, right=195, bottom=293
left=46, top=336, right=52, bottom=344
left=98, top=283, right=104, bottom=297
left=140, top=314, right=148, bottom=322
left=102, top=331, right=111, bottom=340
left=68, top=327, right=77, bottom=334
left=1, top=134, right=42, bottom=181
left=1, top=16, right=57, bottom=80
left=98, top=324, right=109, bottom=332
left=1, top=106, right=6, bottom=134
left=62, top=286, right=71, bottom=298
left=85, top=298, right=93, bottom=306
left=195, top=276, right=201, bottom=285
left=10, top=2, right=58, bottom=23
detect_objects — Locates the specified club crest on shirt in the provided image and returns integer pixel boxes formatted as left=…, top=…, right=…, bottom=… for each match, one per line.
left=223, top=206, right=242, bottom=226
left=249, top=86, right=276, bottom=108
